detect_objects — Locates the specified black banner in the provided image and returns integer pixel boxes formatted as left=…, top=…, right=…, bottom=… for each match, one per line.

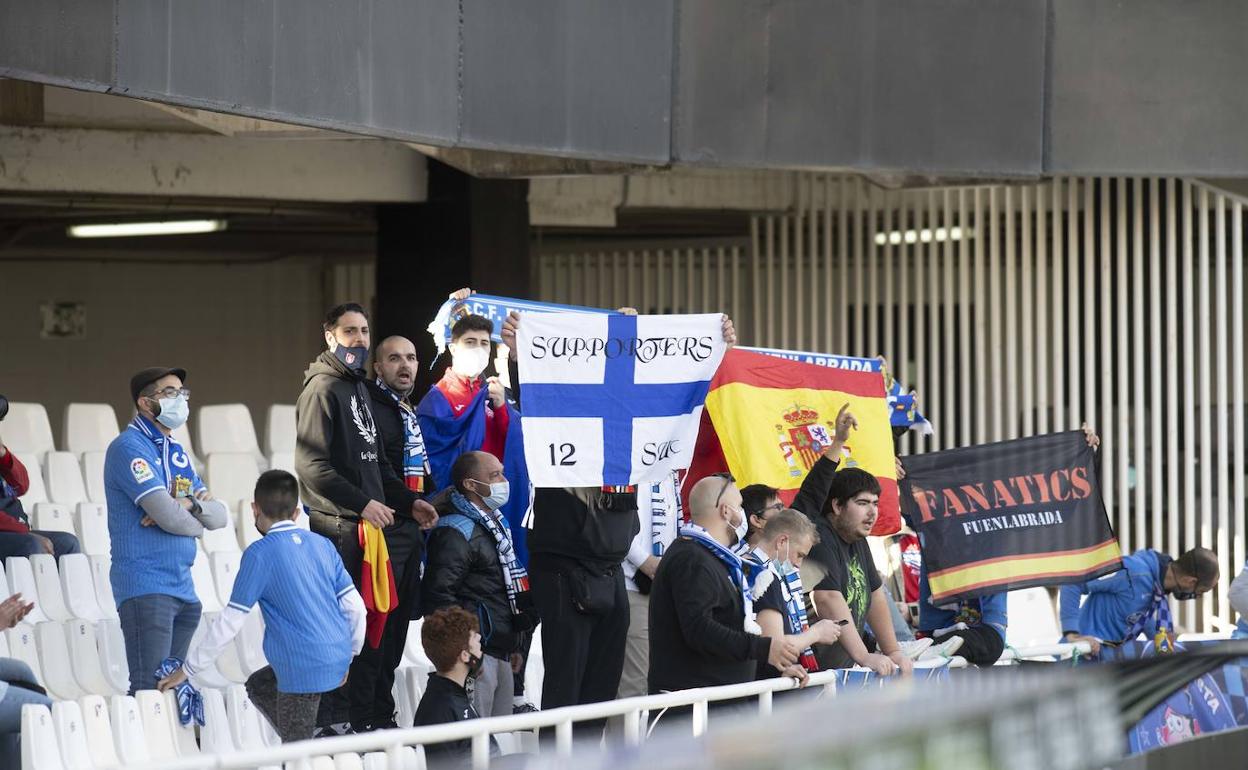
left=899, top=430, right=1121, bottom=602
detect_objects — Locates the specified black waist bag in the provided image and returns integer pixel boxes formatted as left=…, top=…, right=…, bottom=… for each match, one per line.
left=568, top=566, right=617, bottom=615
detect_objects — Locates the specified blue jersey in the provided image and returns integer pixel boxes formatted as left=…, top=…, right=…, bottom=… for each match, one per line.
left=228, top=520, right=355, bottom=693
left=104, top=416, right=205, bottom=605
left=1059, top=549, right=1169, bottom=642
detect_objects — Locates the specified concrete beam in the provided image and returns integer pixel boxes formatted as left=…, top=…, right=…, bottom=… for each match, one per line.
left=0, top=126, right=426, bottom=202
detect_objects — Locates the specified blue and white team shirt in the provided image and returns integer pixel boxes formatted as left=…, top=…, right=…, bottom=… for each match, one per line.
left=224, top=521, right=359, bottom=693
left=103, top=415, right=206, bottom=605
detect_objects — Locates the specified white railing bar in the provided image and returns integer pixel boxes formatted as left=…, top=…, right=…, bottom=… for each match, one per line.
left=997, top=641, right=1093, bottom=662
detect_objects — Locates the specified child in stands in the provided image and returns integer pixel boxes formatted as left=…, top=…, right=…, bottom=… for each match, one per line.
left=414, top=606, right=498, bottom=762
left=159, top=470, right=365, bottom=742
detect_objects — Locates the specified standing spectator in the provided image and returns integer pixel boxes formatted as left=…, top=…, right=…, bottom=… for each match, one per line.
left=1059, top=547, right=1218, bottom=653
left=0, top=438, right=80, bottom=559
left=648, top=475, right=802, bottom=702
left=296, top=303, right=438, bottom=735
left=751, top=509, right=842, bottom=679
left=104, top=367, right=229, bottom=694
left=803, top=468, right=913, bottom=676
left=617, top=471, right=681, bottom=702
left=159, top=470, right=366, bottom=743
left=0, top=592, right=44, bottom=768
left=366, top=334, right=435, bottom=705
left=423, top=451, right=536, bottom=718
left=414, top=607, right=498, bottom=763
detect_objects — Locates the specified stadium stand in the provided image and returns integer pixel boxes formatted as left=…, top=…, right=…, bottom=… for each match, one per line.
left=3, top=403, right=55, bottom=462
left=62, top=404, right=119, bottom=458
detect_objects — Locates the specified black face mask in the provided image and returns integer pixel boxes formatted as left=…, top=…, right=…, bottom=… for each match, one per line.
left=332, top=344, right=369, bottom=373
left=1172, top=589, right=1199, bottom=601
left=466, top=652, right=484, bottom=679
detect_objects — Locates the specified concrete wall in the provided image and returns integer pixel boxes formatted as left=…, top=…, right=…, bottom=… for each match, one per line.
left=0, top=256, right=332, bottom=449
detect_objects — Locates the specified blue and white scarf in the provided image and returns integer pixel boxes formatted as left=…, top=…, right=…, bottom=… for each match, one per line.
left=450, top=491, right=529, bottom=612
left=778, top=564, right=819, bottom=671
left=130, top=416, right=197, bottom=497
left=682, top=523, right=760, bottom=633
left=375, top=378, right=429, bottom=493
left=155, top=657, right=204, bottom=726
left=648, top=471, right=682, bottom=557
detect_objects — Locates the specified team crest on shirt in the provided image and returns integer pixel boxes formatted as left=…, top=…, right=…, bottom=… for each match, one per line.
left=131, top=458, right=154, bottom=483
left=350, top=395, right=378, bottom=446
left=170, top=450, right=190, bottom=469
left=174, top=475, right=192, bottom=497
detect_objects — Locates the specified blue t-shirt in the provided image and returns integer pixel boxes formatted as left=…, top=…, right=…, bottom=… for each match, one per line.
left=228, top=520, right=355, bottom=693
left=104, top=417, right=205, bottom=605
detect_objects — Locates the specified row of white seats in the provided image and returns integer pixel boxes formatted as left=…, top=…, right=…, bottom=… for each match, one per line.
left=4, top=402, right=295, bottom=466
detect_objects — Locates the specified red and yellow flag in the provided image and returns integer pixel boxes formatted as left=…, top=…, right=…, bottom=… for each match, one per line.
left=689, top=349, right=900, bottom=536
left=358, top=521, right=397, bottom=649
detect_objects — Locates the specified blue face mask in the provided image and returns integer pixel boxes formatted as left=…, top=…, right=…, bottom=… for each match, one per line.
left=333, top=344, right=369, bottom=373
left=777, top=541, right=796, bottom=576
left=155, top=394, right=189, bottom=430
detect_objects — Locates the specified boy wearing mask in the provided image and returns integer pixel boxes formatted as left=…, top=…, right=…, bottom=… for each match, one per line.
left=415, top=607, right=498, bottom=762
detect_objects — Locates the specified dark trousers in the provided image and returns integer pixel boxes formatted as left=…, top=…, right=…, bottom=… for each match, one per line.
left=513, top=631, right=533, bottom=699
left=932, top=625, right=1006, bottom=667
left=529, top=557, right=628, bottom=740
left=0, top=530, right=80, bottom=560
left=246, top=666, right=322, bottom=743
left=310, top=511, right=424, bottom=729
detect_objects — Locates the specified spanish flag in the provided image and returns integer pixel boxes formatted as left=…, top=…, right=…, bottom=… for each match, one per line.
left=358, top=521, right=397, bottom=649
left=689, top=349, right=900, bottom=536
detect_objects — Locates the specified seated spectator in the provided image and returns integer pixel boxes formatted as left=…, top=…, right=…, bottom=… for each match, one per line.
left=916, top=559, right=1007, bottom=666
left=804, top=468, right=914, bottom=676
left=159, top=470, right=366, bottom=743
left=648, top=474, right=801, bottom=700
left=105, top=367, right=229, bottom=693
left=423, top=451, right=536, bottom=718
left=0, top=436, right=80, bottom=559
left=1060, top=547, right=1218, bottom=654
left=415, top=606, right=498, bottom=762
left=1231, top=560, right=1248, bottom=639
left=751, top=509, right=843, bottom=679
left=0, top=592, right=44, bottom=767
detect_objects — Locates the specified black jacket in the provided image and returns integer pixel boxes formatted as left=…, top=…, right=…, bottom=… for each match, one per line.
left=647, top=537, right=770, bottom=693
left=423, top=492, right=534, bottom=659
left=526, top=487, right=640, bottom=572
left=366, top=379, right=412, bottom=491
left=294, top=351, right=417, bottom=519
left=414, top=674, right=497, bottom=765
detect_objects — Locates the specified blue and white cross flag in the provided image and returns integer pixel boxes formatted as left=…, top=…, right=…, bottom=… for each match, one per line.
left=516, top=311, right=727, bottom=487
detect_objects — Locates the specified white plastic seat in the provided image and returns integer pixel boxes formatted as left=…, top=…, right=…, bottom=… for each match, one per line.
left=265, top=405, right=297, bottom=456
left=14, top=452, right=48, bottom=511
left=109, top=695, right=150, bottom=765
left=335, top=754, right=365, bottom=770
left=287, top=758, right=337, bottom=770
left=211, top=550, right=243, bottom=607
left=81, top=452, right=108, bottom=505
left=44, top=451, right=88, bottom=505
left=202, top=509, right=242, bottom=554
left=30, top=553, right=72, bottom=621
left=5, top=403, right=55, bottom=461
left=0, top=629, right=9, bottom=657
left=191, top=546, right=224, bottom=614
left=66, top=619, right=123, bottom=696
left=238, top=612, right=269, bottom=674
left=162, top=689, right=200, bottom=756
left=199, top=404, right=263, bottom=458
left=6, top=623, right=45, bottom=690
left=51, top=699, right=95, bottom=769
left=6, top=557, right=48, bottom=624
left=134, top=690, right=180, bottom=761
left=74, top=503, right=111, bottom=556
left=393, top=667, right=415, bottom=730
left=32, top=502, right=77, bottom=537
left=36, top=621, right=86, bottom=700
left=205, top=453, right=262, bottom=512
left=225, top=684, right=269, bottom=750
left=79, top=694, right=122, bottom=769
left=268, top=452, right=296, bottom=474
left=188, top=613, right=246, bottom=687
left=20, top=703, right=63, bottom=770
left=261, top=717, right=281, bottom=746
left=200, top=687, right=238, bottom=754
left=363, top=754, right=388, bottom=770
left=60, top=553, right=106, bottom=621
left=87, top=556, right=119, bottom=620
left=1006, top=588, right=1061, bottom=648
left=404, top=665, right=428, bottom=709
left=97, top=619, right=132, bottom=695
left=64, top=403, right=120, bottom=457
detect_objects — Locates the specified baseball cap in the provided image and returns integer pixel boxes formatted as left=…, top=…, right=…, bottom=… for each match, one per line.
left=130, top=367, right=188, bottom=403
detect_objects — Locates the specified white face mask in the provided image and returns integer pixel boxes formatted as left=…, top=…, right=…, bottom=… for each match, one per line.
left=154, top=394, right=189, bottom=430
left=473, top=479, right=510, bottom=511
left=451, top=346, right=490, bottom=378
left=731, top=506, right=749, bottom=544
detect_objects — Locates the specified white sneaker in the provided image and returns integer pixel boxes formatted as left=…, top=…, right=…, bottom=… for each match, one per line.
left=919, top=636, right=964, bottom=661
left=898, top=638, right=933, bottom=660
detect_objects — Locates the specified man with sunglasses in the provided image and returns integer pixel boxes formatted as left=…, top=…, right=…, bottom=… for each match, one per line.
left=104, top=367, right=229, bottom=693
left=1060, top=547, right=1219, bottom=654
